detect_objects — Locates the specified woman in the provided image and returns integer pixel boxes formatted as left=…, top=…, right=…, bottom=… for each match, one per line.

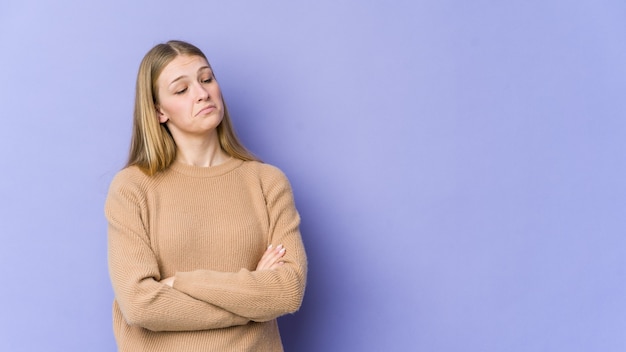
left=105, top=40, right=307, bottom=351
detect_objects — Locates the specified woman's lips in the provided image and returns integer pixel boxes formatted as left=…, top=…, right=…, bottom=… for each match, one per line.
left=196, top=105, right=216, bottom=116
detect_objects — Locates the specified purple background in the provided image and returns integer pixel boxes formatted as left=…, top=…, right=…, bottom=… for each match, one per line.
left=1, top=1, right=625, bottom=351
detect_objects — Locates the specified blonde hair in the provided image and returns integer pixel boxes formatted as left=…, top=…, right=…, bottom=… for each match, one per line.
left=126, top=40, right=259, bottom=175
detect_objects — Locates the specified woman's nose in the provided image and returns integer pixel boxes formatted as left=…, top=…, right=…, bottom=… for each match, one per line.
left=195, top=82, right=210, bottom=101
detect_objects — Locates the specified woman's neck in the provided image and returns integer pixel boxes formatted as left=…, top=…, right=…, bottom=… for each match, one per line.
left=174, top=131, right=229, bottom=167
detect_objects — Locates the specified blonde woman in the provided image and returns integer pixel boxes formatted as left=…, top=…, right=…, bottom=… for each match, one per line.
left=105, top=40, right=307, bottom=351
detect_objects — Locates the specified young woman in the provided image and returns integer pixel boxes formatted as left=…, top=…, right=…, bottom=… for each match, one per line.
left=105, top=40, right=307, bottom=351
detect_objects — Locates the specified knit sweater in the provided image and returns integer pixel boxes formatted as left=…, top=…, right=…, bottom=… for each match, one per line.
left=105, top=158, right=307, bottom=352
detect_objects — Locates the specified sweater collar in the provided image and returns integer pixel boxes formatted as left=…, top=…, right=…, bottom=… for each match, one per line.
left=168, top=157, right=243, bottom=178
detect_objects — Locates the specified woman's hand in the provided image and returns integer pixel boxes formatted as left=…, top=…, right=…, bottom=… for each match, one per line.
left=161, top=276, right=175, bottom=287
left=256, top=244, right=286, bottom=271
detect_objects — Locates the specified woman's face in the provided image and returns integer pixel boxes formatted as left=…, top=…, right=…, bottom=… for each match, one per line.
left=155, top=55, right=224, bottom=139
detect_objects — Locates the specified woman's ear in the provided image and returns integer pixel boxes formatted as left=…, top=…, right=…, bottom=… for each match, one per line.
left=156, top=105, right=168, bottom=123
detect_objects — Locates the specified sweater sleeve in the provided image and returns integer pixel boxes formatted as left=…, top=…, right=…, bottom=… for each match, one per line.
left=173, top=165, right=308, bottom=322
left=105, top=170, right=250, bottom=331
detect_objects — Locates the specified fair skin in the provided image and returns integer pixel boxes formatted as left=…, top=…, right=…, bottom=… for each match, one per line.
left=155, top=55, right=285, bottom=287
left=156, top=54, right=228, bottom=167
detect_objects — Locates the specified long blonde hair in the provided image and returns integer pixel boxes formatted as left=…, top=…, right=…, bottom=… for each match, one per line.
left=126, top=40, right=259, bottom=175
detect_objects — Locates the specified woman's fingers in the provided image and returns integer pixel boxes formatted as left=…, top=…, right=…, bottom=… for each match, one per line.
left=256, top=244, right=286, bottom=271
left=262, top=244, right=285, bottom=267
left=160, top=276, right=175, bottom=287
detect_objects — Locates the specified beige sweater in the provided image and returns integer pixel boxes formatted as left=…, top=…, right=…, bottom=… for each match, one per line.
left=105, top=158, right=307, bottom=351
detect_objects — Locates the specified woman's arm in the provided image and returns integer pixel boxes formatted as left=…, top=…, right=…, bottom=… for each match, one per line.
left=160, top=244, right=286, bottom=286
left=106, top=171, right=250, bottom=332
left=172, top=165, right=308, bottom=322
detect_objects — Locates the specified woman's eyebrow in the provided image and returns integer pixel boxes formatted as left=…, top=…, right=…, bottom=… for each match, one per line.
left=168, top=67, right=212, bottom=86
left=169, top=75, right=187, bottom=86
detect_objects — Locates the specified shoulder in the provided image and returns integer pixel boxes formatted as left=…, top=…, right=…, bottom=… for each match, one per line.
left=240, top=160, right=291, bottom=185
left=110, top=166, right=150, bottom=188
left=107, top=166, right=154, bottom=202
left=239, top=161, right=296, bottom=203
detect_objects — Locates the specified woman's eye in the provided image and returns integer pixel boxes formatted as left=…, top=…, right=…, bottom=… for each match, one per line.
left=202, top=77, right=213, bottom=84
left=175, top=88, right=188, bottom=95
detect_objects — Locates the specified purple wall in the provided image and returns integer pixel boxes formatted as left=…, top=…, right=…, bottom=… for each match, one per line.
left=1, top=1, right=625, bottom=351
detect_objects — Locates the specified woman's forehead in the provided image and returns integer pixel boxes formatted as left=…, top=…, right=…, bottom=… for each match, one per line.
left=159, top=55, right=211, bottom=83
